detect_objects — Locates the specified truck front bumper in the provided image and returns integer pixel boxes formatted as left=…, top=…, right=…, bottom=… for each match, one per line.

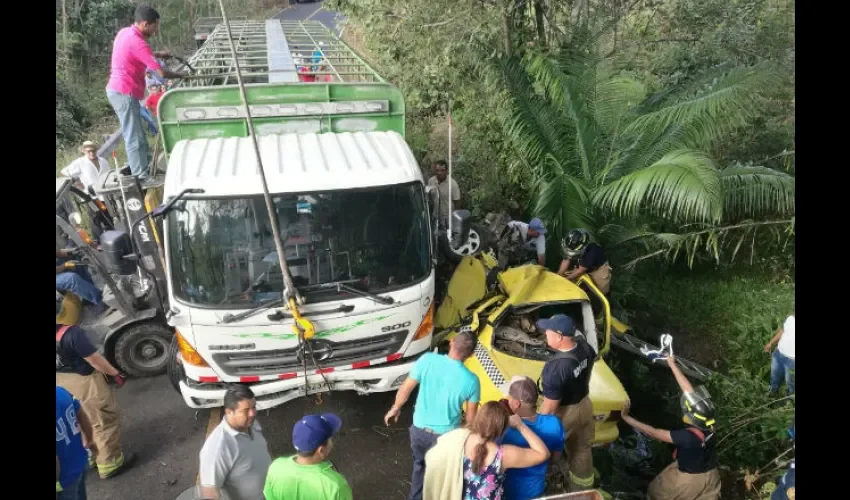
left=178, top=354, right=422, bottom=410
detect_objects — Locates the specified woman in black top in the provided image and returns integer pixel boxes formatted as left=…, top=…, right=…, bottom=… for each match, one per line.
left=621, top=355, right=721, bottom=500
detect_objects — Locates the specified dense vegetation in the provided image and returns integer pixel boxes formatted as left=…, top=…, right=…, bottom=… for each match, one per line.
left=56, top=0, right=794, bottom=497
left=329, top=0, right=794, bottom=497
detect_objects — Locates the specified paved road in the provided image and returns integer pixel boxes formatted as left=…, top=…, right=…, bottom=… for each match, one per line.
left=273, top=0, right=346, bottom=33
left=86, top=376, right=415, bottom=500
left=85, top=376, right=210, bottom=500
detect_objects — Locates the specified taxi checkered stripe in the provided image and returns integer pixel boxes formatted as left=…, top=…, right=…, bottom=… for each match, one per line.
left=474, top=343, right=506, bottom=386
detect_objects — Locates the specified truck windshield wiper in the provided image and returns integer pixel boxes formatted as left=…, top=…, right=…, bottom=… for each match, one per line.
left=336, top=283, right=395, bottom=305
left=304, top=281, right=395, bottom=305
left=220, top=298, right=283, bottom=324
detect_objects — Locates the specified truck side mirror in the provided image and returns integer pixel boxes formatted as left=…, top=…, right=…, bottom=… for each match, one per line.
left=449, top=210, right=471, bottom=250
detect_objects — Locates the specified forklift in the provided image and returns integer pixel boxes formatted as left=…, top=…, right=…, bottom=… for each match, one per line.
left=56, top=174, right=173, bottom=377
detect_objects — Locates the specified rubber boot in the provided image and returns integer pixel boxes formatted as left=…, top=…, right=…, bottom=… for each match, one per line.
left=98, top=451, right=137, bottom=479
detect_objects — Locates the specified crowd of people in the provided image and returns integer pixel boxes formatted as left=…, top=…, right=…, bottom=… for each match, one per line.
left=55, top=4, right=795, bottom=499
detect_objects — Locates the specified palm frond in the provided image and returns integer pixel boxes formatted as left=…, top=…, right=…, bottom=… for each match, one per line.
left=618, top=219, right=795, bottom=269
left=488, top=54, right=577, bottom=174
left=721, top=165, right=795, bottom=220
left=594, top=75, right=647, bottom=135
left=525, top=54, right=601, bottom=181
left=593, top=150, right=723, bottom=223
left=531, top=167, right=592, bottom=242
left=625, top=64, right=780, bottom=148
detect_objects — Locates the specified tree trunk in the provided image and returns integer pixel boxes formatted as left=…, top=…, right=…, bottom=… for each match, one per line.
left=61, top=0, right=69, bottom=80
left=501, top=11, right=513, bottom=57
left=534, top=0, right=546, bottom=46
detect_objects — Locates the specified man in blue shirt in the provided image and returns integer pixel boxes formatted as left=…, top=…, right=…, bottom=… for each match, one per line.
left=383, top=330, right=480, bottom=500
left=56, top=386, right=95, bottom=500
left=500, top=375, right=565, bottom=500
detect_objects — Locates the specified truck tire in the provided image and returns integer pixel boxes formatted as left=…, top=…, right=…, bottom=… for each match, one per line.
left=440, top=223, right=489, bottom=264
left=166, top=335, right=184, bottom=393
left=113, top=322, right=173, bottom=378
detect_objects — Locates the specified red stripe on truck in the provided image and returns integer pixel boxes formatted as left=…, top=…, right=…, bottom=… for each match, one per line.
left=240, top=376, right=260, bottom=383
left=198, top=376, right=219, bottom=383
left=351, top=360, right=371, bottom=369
left=387, top=353, right=403, bottom=362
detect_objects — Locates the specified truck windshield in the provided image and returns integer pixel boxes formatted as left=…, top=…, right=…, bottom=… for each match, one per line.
left=166, top=182, right=430, bottom=308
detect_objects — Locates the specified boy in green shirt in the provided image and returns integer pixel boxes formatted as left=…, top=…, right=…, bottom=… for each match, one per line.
left=264, top=413, right=353, bottom=500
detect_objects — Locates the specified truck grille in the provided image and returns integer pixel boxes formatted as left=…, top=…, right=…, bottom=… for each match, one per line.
left=212, top=331, right=408, bottom=377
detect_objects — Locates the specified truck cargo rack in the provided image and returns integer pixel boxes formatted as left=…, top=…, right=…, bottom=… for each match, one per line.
left=179, top=20, right=384, bottom=87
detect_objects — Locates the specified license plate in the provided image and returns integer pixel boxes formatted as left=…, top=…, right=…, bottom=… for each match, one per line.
left=306, top=382, right=334, bottom=394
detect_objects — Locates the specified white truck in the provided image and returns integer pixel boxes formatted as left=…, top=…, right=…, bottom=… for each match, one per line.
left=157, top=20, right=461, bottom=409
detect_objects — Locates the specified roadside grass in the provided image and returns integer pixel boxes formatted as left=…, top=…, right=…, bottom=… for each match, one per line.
left=614, top=262, right=794, bottom=498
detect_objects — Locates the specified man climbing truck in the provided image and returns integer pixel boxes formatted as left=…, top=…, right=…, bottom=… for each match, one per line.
left=158, top=21, right=447, bottom=410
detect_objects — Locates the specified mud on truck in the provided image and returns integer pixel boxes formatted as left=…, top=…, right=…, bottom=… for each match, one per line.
left=157, top=20, right=477, bottom=409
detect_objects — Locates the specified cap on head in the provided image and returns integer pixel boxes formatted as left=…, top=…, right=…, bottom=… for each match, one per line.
left=292, top=413, right=342, bottom=453
left=499, top=375, right=538, bottom=405
left=536, top=314, right=576, bottom=337
left=528, top=218, right=547, bottom=235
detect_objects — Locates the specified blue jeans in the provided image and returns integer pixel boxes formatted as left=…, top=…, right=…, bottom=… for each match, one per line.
left=139, top=105, right=158, bottom=136
left=106, top=90, right=150, bottom=179
left=56, top=270, right=102, bottom=305
left=58, top=473, right=87, bottom=500
left=408, top=426, right=440, bottom=500
left=770, top=350, right=795, bottom=394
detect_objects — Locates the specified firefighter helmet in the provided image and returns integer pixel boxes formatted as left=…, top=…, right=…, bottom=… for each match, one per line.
left=562, top=229, right=591, bottom=258
left=680, top=385, right=717, bottom=429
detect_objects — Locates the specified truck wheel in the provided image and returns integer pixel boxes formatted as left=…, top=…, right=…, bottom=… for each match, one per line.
left=166, top=336, right=184, bottom=393
left=440, top=223, right=489, bottom=263
left=114, top=322, right=173, bottom=378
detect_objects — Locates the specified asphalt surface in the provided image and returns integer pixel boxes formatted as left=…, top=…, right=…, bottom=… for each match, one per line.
left=86, top=376, right=416, bottom=500
left=273, top=0, right=346, bottom=33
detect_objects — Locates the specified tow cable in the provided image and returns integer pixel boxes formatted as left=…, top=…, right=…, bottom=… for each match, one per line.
left=216, top=0, right=333, bottom=407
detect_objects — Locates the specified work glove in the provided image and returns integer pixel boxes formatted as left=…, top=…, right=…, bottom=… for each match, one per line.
left=111, top=372, right=127, bottom=388
left=63, top=261, right=77, bottom=270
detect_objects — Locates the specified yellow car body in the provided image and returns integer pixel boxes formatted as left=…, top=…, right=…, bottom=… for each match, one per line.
left=435, top=254, right=628, bottom=445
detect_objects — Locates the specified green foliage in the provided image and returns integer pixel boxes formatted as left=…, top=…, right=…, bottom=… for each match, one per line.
left=620, top=262, right=793, bottom=495
left=482, top=47, right=794, bottom=267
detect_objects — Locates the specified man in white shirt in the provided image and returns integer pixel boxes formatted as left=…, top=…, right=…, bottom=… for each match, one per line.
left=426, top=160, right=461, bottom=229
left=199, top=386, right=273, bottom=500
left=764, top=312, right=795, bottom=395
left=506, top=218, right=548, bottom=266
left=60, top=141, right=109, bottom=199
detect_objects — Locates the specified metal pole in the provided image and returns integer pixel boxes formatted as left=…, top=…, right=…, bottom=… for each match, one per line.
left=447, top=102, right=453, bottom=242
left=216, top=0, right=303, bottom=306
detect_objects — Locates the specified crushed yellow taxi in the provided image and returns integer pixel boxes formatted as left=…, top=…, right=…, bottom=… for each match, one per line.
left=434, top=253, right=628, bottom=445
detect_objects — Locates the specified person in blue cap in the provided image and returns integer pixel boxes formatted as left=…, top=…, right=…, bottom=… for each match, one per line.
left=264, top=413, right=353, bottom=500
left=506, top=218, right=548, bottom=266
left=535, top=314, right=597, bottom=492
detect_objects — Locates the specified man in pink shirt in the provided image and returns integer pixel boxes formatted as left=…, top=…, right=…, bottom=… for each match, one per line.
left=106, top=5, right=186, bottom=181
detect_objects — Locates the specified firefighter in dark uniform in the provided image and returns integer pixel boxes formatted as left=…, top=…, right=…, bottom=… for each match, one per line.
left=56, top=295, right=136, bottom=479
left=535, top=314, right=597, bottom=492
left=621, top=355, right=721, bottom=500
left=558, top=229, right=612, bottom=295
